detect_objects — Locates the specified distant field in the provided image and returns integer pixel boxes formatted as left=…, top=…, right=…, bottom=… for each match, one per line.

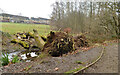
left=0, top=22, right=50, bottom=36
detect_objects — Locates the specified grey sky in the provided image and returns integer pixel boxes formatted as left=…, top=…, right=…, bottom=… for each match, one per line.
left=0, top=0, right=57, bottom=19
left=0, top=0, right=119, bottom=19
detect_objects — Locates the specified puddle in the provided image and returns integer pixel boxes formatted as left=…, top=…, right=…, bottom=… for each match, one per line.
left=2, top=51, right=39, bottom=62
left=20, top=52, right=38, bottom=60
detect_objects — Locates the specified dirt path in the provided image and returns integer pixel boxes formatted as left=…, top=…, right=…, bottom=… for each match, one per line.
left=0, top=46, right=102, bottom=73
left=0, top=42, right=118, bottom=73
left=84, top=43, right=118, bottom=73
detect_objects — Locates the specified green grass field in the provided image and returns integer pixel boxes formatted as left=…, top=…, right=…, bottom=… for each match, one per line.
left=0, top=22, right=50, bottom=36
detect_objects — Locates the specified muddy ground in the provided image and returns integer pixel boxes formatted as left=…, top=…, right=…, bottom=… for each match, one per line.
left=0, top=40, right=118, bottom=73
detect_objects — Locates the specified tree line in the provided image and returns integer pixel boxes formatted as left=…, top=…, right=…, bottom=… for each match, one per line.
left=50, top=1, right=120, bottom=41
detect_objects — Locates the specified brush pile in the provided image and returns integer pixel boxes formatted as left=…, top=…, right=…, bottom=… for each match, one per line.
left=11, top=30, right=89, bottom=56
left=73, top=34, right=89, bottom=49
left=43, top=31, right=74, bottom=56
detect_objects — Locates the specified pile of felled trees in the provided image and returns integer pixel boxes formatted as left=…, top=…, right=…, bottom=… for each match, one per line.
left=11, top=29, right=89, bottom=56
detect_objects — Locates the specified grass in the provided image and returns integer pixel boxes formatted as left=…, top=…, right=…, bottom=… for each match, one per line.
left=24, top=65, right=32, bottom=71
left=75, top=61, right=83, bottom=64
left=0, top=52, right=9, bottom=66
left=0, top=22, right=50, bottom=36
left=11, top=55, right=19, bottom=64
left=64, top=65, right=84, bottom=73
left=0, top=52, right=20, bottom=66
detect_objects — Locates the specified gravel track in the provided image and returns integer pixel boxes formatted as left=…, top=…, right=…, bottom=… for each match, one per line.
left=0, top=42, right=118, bottom=73
left=84, top=43, right=118, bottom=73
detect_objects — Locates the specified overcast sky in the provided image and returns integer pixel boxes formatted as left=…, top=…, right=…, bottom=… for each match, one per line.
left=0, top=0, right=57, bottom=19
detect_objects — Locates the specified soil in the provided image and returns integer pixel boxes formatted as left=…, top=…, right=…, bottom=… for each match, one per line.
left=0, top=40, right=118, bottom=73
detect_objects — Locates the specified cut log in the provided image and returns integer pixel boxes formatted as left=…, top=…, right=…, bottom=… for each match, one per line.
left=11, top=29, right=45, bottom=50
left=32, top=29, right=45, bottom=50
left=11, top=39, right=29, bottom=49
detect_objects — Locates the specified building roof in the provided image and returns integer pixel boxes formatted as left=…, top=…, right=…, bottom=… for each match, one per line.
left=31, top=17, right=50, bottom=21
left=38, top=17, right=50, bottom=20
left=0, top=13, right=50, bottom=20
left=0, top=13, right=29, bottom=20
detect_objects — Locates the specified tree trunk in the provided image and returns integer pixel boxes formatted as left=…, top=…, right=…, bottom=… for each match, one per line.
left=11, top=29, right=45, bottom=50
left=31, top=29, right=45, bottom=50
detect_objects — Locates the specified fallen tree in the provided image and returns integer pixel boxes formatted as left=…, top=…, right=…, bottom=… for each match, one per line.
left=11, top=29, right=45, bottom=50
left=11, top=29, right=89, bottom=56
left=43, top=31, right=74, bottom=56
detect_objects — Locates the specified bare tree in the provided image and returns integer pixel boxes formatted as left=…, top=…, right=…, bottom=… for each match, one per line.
left=50, top=1, right=119, bottom=39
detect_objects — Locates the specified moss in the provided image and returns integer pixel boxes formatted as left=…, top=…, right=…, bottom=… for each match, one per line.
left=38, top=52, right=48, bottom=59
left=11, top=39, right=29, bottom=49
left=22, top=34, right=26, bottom=38
left=19, top=41, right=29, bottom=48
left=33, top=30, right=45, bottom=50
left=28, top=32, right=34, bottom=37
left=76, top=61, right=83, bottom=64
left=11, top=39, right=19, bottom=43
left=41, top=36, right=47, bottom=42
left=65, top=65, right=84, bottom=73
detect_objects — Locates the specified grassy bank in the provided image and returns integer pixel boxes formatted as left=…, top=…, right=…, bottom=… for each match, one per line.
left=0, top=22, right=50, bottom=36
